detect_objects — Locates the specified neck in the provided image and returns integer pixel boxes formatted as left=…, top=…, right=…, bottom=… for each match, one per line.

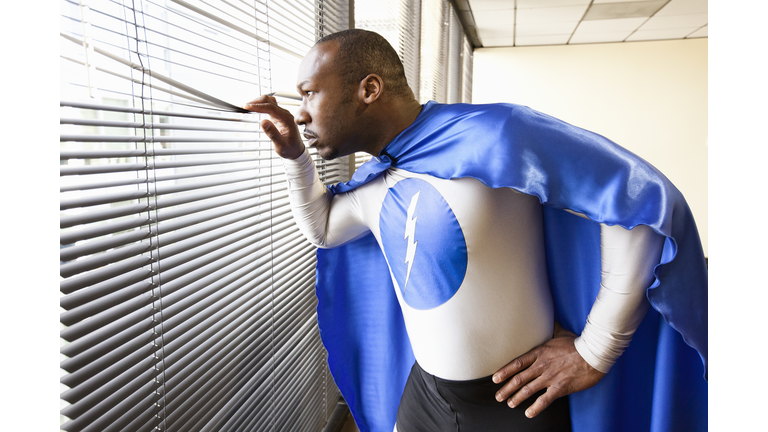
left=364, top=98, right=423, bottom=157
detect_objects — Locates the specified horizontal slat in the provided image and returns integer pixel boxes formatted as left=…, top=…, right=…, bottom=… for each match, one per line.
left=60, top=157, right=273, bottom=176
left=162, top=311, right=269, bottom=429
left=62, top=231, right=305, bottom=368
left=59, top=181, right=284, bottom=233
left=159, top=230, right=303, bottom=316
left=60, top=118, right=259, bottom=133
left=61, top=322, right=156, bottom=374
left=61, top=146, right=272, bottom=159
left=61, top=174, right=277, bottom=211
left=61, top=241, right=152, bottom=279
left=106, top=390, right=161, bottom=432
left=224, top=317, right=318, bottom=431
left=208, top=317, right=317, bottom=432
left=61, top=298, right=154, bottom=349
left=60, top=203, right=149, bottom=230
left=62, top=369, right=160, bottom=432
left=161, top=244, right=314, bottom=349
left=62, top=345, right=159, bottom=406
left=60, top=101, right=260, bottom=123
left=60, top=257, right=154, bottom=296
left=60, top=189, right=149, bottom=211
left=61, top=134, right=255, bottom=143
left=61, top=191, right=286, bottom=261
left=150, top=213, right=295, bottom=287
left=61, top=214, right=296, bottom=327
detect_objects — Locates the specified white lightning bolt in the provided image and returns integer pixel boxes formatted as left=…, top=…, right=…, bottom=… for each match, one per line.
left=403, top=191, right=421, bottom=292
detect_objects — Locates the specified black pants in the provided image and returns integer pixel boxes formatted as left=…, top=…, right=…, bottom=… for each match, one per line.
left=396, top=362, right=572, bottom=432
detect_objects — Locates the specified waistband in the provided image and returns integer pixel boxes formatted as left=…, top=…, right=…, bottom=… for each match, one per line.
left=414, top=361, right=500, bottom=388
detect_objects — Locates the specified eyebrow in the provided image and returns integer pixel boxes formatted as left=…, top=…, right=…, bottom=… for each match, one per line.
left=296, top=80, right=310, bottom=91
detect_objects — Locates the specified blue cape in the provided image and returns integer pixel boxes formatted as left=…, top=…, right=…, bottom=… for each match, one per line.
left=314, top=101, right=708, bottom=432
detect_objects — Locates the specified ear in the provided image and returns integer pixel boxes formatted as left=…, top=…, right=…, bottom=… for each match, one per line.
left=358, top=74, right=383, bottom=105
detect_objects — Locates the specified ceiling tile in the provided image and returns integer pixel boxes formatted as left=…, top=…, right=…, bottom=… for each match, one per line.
left=575, top=17, right=648, bottom=33
left=515, top=34, right=572, bottom=46
left=686, top=25, right=707, bottom=38
left=473, top=9, right=516, bottom=31
left=516, top=0, right=590, bottom=8
left=516, top=5, right=589, bottom=23
left=639, top=13, right=707, bottom=30
left=626, top=27, right=700, bottom=41
left=569, top=30, right=633, bottom=44
left=479, top=36, right=518, bottom=47
left=516, top=21, right=580, bottom=36
left=583, top=0, right=667, bottom=20
left=469, top=0, right=516, bottom=12
left=655, top=0, right=707, bottom=16
left=592, top=0, right=650, bottom=3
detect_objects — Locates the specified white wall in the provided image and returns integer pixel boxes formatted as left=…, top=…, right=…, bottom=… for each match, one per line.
left=472, top=39, right=708, bottom=255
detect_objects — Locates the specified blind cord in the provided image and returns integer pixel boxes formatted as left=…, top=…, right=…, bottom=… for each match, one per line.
left=128, top=0, right=168, bottom=430
left=260, top=1, right=276, bottom=430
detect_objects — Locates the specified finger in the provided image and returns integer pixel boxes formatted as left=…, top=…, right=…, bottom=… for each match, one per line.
left=507, top=377, right=548, bottom=409
left=243, top=99, right=286, bottom=116
left=499, top=369, right=547, bottom=407
left=493, top=350, right=537, bottom=384
left=244, top=94, right=277, bottom=106
left=261, top=119, right=304, bottom=159
left=521, top=388, right=564, bottom=419
left=260, top=119, right=284, bottom=143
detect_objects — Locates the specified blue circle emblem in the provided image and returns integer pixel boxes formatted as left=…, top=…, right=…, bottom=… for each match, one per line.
left=379, top=178, right=468, bottom=310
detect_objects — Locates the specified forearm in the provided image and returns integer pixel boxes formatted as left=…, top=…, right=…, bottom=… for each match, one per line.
left=573, top=223, right=664, bottom=373
left=282, top=148, right=367, bottom=247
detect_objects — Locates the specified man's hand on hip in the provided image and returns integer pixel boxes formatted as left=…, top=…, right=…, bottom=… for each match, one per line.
left=492, top=321, right=606, bottom=418
left=244, top=95, right=305, bottom=160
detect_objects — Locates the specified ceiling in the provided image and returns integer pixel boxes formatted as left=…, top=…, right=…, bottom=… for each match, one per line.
left=455, top=0, right=708, bottom=48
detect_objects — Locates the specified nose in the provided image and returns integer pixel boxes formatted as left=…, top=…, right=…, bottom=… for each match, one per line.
left=295, top=100, right=310, bottom=126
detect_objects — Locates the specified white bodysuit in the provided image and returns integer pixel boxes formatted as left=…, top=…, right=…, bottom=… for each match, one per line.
left=284, top=148, right=663, bottom=380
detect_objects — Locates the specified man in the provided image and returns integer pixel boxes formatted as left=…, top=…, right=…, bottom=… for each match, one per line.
left=245, top=30, right=707, bottom=432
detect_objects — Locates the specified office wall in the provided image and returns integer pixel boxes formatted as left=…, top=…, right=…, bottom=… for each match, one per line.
left=472, top=39, right=708, bottom=255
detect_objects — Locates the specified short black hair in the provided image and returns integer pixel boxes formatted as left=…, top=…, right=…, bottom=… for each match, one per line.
left=316, top=29, right=413, bottom=100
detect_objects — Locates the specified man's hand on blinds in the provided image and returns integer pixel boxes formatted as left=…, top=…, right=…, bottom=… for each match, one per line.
left=244, top=95, right=305, bottom=160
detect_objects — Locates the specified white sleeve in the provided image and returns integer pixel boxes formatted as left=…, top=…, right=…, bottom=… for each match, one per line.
left=573, top=223, right=664, bottom=373
left=281, top=148, right=370, bottom=248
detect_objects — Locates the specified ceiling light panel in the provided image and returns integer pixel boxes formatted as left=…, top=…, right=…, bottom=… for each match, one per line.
left=583, top=0, right=668, bottom=20
left=654, top=0, right=707, bottom=16
left=576, top=17, right=648, bottom=33
left=639, top=13, right=707, bottom=30
left=592, top=0, right=655, bottom=3
left=516, top=5, right=590, bottom=23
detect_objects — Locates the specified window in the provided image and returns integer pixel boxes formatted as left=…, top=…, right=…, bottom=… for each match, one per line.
left=59, top=0, right=348, bottom=430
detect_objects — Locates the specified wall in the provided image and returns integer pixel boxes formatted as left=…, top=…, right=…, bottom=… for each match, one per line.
left=472, top=38, right=708, bottom=255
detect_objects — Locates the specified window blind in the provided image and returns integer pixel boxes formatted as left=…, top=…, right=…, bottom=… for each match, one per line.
left=461, top=32, right=473, bottom=103
left=59, top=0, right=346, bottom=431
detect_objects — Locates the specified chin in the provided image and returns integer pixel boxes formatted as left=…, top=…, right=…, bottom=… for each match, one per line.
left=317, top=146, right=339, bottom=161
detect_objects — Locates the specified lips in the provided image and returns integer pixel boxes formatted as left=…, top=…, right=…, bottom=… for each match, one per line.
left=303, top=132, right=318, bottom=147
